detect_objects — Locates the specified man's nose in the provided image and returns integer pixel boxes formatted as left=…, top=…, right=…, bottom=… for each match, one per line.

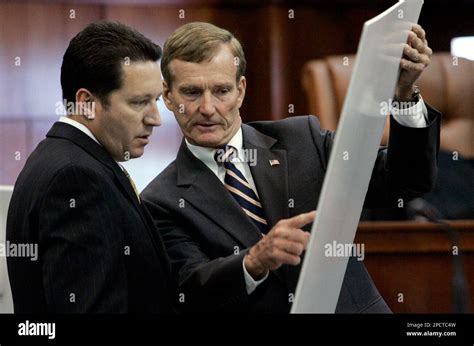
left=199, top=91, right=216, bottom=117
left=145, top=101, right=162, bottom=127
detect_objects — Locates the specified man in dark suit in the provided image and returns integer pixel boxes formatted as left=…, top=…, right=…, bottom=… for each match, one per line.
left=141, top=22, right=440, bottom=313
left=7, top=21, right=176, bottom=313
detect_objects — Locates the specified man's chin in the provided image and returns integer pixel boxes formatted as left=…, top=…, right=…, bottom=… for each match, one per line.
left=130, top=148, right=145, bottom=159
left=193, top=138, right=224, bottom=148
left=188, top=131, right=231, bottom=148
left=115, top=148, right=144, bottom=162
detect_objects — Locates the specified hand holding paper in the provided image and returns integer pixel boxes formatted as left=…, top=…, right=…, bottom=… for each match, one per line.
left=396, top=24, right=433, bottom=101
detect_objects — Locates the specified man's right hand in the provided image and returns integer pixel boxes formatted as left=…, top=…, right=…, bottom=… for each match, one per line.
left=244, top=211, right=316, bottom=280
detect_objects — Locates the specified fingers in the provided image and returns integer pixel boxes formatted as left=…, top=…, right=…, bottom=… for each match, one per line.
left=411, top=24, right=426, bottom=42
left=246, top=211, right=314, bottom=274
left=402, top=44, right=430, bottom=64
left=401, top=25, right=431, bottom=77
left=424, top=44, right=433, bottom=58
left=407, top=25, right=432, bottom=57
left=273, top=237, right=306, bottom=256
left=407, top=31, right=425, bottom=54
left=400, top=58, right=426, bottom=72
left=281, top=210, right=316, bottom=229
left=247, top=234, right=304, bottom=273
left=269, top=248, right=302, bottom=266
left=267, top=228, right=309, bottom=267
left=273, top=226, right=310, bottom=244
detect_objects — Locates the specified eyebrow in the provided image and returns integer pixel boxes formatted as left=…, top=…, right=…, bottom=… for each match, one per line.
left=179, top=85, right=202, bottom=91
left=214, top=83, right=234, bottom=89
left=128, top=93, right=161, bottom=99
left=179, top=83, right=234, bottom=91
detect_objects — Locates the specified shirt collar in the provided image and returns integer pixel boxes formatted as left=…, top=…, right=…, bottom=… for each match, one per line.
left=58, top=117, right=126, bottom=170
left=185, top=127, right=243, bottom=165
left=59, top=116, right=101, bottom=145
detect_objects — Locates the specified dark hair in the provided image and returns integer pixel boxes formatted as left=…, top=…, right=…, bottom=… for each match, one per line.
left=61, top=21, right=161, bottom=108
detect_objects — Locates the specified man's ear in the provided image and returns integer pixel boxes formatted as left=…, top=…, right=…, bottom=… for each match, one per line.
left=236, top=76, right=246, bottom=109
left=75, top=88, right=96, bottom=120
left=162, top=80, right=174, bottom=111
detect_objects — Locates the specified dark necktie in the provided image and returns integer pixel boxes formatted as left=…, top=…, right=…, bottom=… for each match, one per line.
left=215, top=145, right=268, bottom=234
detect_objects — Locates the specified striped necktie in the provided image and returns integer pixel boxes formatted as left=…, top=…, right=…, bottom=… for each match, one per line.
left=215, top=145, right=268, bottom=234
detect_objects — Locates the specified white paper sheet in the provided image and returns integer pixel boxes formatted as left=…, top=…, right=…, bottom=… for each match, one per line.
left=291, top=0, right=424, bottom=313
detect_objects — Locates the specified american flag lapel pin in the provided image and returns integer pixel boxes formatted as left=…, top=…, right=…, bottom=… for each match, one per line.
left=269, top=159, right=280, bottom=166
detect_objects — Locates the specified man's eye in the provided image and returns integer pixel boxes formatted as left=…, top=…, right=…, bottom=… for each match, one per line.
left=132, top=100, right=147, bottom=106
left=184, top=90, right=200, bottom=97
left=216, top=88, right=229, bottom=95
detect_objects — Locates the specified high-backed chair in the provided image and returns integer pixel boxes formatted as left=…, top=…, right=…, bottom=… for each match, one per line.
left=302, top=53, right=474, bottom=158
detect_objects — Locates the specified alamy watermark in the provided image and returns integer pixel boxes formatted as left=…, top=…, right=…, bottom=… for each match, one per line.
left=324, top=241, right=365, bottom=261
left=215, top=147, right=258, bottom=167
left=0, top=241, right=38, bottom=261
left=380, top=98, right=419, bottom=116
left=55, top=99, right=96, bottom=119
left=18, top=320, right=55, bottom=339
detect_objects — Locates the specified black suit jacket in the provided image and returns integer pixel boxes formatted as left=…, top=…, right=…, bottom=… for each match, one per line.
left=141, top=109, right=440, bottom=313
left=7, top=122, right=176, bottom=313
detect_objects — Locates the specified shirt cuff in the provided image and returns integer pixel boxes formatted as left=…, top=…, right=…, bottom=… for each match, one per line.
left=390, top=95, right=428, bottom=128
left=243, top=257, right=269, bottom=294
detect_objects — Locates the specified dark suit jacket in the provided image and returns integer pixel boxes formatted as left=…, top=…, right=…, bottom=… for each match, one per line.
left=141, top=109, right=440, bottom=313
left=6, top=122, right=176, bottom=313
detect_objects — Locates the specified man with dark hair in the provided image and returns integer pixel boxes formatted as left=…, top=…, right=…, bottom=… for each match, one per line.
left=141, top=22, right=440, bottom=313
left=7, top=21, right=176, bottom=313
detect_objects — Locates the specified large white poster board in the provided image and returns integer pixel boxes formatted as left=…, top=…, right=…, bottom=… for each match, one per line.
left=291, top=0, right=424, bottom=313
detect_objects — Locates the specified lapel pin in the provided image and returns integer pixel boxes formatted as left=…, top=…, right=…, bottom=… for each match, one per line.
left=269, top=159, right=280, bottom=166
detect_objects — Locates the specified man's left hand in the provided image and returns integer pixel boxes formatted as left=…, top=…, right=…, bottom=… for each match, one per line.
left=395, top=24, right=432, bottom=101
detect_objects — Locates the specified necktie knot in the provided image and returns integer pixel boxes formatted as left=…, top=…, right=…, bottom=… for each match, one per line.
left=214, top=145, right=237, bottom=167
left=214, top=145, right=268, bottom=234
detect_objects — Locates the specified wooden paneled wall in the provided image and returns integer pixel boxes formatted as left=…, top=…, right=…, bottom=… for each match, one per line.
left=1, top=0, right=473, bottom=188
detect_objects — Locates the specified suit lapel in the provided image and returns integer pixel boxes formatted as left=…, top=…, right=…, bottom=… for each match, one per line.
left=242, top=124, right=290, bottom=282
left=177, top=142, right=263, bottom=248
left=46, top=122, right=165, bottom=257
left=242, top=124, right=290, bottom=227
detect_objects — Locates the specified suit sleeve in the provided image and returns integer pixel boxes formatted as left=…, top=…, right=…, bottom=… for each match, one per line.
left=141, top=199, right=250, bottom=312
left=38, top=165, right=127, bottom=312
left=308, top=104, right=441, bottom=208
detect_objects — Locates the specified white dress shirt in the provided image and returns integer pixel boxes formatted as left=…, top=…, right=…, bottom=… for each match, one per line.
left=390, top=95, right=428, bottom=128
left=58, top=116, right=101, bottom=145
